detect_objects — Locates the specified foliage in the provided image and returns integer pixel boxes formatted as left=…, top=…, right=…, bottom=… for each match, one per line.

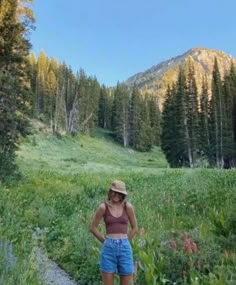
left=161, top=59, right=236, bottom=168
left=0, top=0, right=34, bottom=181
left=2, top=147, right=236, bottom=284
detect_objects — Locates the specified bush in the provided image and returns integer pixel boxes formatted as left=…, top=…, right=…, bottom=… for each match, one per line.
left=0, top=152, right=21, bottom=183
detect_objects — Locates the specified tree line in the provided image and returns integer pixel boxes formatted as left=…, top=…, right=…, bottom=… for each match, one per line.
left=28, top=51, right=161, bottom=151
left=161, top=58, right=236, bottom=168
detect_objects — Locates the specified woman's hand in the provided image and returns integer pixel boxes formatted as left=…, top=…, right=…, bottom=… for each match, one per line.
left=90, top=203, right=106, bottom=243
left=126, top=202, right=138, bottom=240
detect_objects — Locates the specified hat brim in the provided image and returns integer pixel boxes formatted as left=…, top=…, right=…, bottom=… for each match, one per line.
left=110, top=187, right=128, bottom=195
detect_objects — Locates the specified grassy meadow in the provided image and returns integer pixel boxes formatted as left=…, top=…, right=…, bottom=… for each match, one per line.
left=1, top=127, right=236, bottom=284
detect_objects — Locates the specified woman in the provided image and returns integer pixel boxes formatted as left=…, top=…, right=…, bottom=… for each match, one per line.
left=90, top=180, right=138, bottom=285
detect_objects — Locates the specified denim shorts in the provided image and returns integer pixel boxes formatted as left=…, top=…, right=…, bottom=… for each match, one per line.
left=100, top=237, right=134, bottom=275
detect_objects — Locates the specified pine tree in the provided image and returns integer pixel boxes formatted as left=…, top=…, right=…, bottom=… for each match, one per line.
left=129, top=87, right=140, bottom=148
left=222, top=63, right=236, bottom=167
left=35, top=50, right=48, bottom=118
left=209, top=58, right=224, bottom=167
left=161, top=84, right=178, bottom=166
left=199, top=75, right=210, bottom=160
left=98, top=85, right=107, bottom=128
left=0, top=0, right=34, bottom=180
left=111, top=83, right=129, bottom=146
left=46, top=58, right=58, bottom=131
left=175, top=66, right=189, bottom=166
left=185, top=59, right=200, bottom=166
left=148, top=95, right=161, bottom=146
left=135, top=96, right=152, bottom=151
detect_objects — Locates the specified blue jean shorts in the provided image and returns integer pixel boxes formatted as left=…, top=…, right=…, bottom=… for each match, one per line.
left=100, top=237, right=134, bottom=275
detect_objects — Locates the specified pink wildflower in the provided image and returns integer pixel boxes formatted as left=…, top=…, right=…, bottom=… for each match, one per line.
left=184, top=239, right=192, bottom=253
left=191, top=242, right=197, bottom=253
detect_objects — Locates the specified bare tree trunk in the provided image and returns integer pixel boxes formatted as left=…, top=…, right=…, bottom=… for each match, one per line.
left=54, top=83, right=65, bottom=133
left=123, top=105, right=129, bottom=147
left=214, top=104, right=220, bottom=167
left=68, top=91, right=79, bottom=134
left=184, top=116, right=193, bottom=168
left=219, top=95, right=224, bottom=168
left=78, top=112, right=93, bottom=131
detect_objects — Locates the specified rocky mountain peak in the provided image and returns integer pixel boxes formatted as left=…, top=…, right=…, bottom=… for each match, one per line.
left=125, top=47, right=236, bottom=105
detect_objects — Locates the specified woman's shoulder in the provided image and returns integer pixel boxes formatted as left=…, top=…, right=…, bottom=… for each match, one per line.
left=125, top=201, right=134, bottom=210
left=98, top=202, right=106, bottom=210
left=96, top=202, right=106, bottom=213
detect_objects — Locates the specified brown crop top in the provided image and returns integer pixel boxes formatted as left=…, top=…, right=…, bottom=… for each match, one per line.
left=103, top=202, right=129, bottom=234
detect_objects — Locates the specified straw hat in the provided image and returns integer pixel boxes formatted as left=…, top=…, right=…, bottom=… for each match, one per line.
left=110, top=180, right=128, bottom=196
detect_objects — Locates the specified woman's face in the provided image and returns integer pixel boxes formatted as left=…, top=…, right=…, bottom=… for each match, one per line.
left=110, top=190, right=125, bottom=202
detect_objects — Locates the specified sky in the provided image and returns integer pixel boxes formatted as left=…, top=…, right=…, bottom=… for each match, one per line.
left=30, top=0, right=236, bottom=87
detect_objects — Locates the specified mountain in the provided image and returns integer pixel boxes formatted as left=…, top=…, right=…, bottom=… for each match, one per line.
left=125, top=47, right=236, bottom=105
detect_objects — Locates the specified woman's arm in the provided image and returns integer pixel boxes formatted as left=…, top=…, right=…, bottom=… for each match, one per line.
left=90, top=203, right=106, bottom=243
left=126, top=202, right=138, bottom=240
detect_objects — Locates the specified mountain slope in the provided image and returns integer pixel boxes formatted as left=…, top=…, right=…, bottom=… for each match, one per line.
left=17, top=127, right=168, bottom=174
left=125, top=47, right=236, bottom=104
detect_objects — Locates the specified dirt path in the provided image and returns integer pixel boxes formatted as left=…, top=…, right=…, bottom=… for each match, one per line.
left=1, top=232, right=79, bottom=285
left=35, top=247, right=79, bottom=285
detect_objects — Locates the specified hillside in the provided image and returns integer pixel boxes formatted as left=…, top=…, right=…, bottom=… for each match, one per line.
left=17, top=125, right=168, bottom=174
left=1, top=123, right=236, bottom=284
left=125, top=47, right=236, bottom=105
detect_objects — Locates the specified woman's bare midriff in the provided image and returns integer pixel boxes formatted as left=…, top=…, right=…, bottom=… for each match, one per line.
left=107, top=233, right=128, bottom=238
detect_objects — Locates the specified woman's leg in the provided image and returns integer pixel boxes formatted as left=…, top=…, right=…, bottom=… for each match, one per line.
left=120, top=274, right=133, bottom=285
left=102, top=272, right=115, bottom=285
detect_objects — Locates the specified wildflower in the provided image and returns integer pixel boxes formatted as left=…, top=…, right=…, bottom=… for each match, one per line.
left=191, top=242, right=197, bottom=253
left=170, top=240, right=177, bottom=249
left=184, top=239, right=192, bottom=253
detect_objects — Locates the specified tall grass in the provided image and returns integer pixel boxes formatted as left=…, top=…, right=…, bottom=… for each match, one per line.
left=1, top=130, right=236, bottom=284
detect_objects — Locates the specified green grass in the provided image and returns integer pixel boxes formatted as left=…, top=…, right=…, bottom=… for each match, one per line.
left=1, top=127, right=236, bottom=284
left=17, top=128, right=168, bottom=174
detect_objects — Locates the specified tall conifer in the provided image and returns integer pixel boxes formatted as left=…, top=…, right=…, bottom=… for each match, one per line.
left=111, top=83, right=129, bottom=146
left=209, top=58, right=224, bottom=167
left=148, top=95, right=161, bottom=146
left=161, top=85, right=177, bottom=166
left=199, top=75, right=210, bottom=160
left=0, top=0, right=34, bottom=179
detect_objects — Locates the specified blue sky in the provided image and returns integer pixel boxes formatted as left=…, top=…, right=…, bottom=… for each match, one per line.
left=31, top=0, right=236, bottom=87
